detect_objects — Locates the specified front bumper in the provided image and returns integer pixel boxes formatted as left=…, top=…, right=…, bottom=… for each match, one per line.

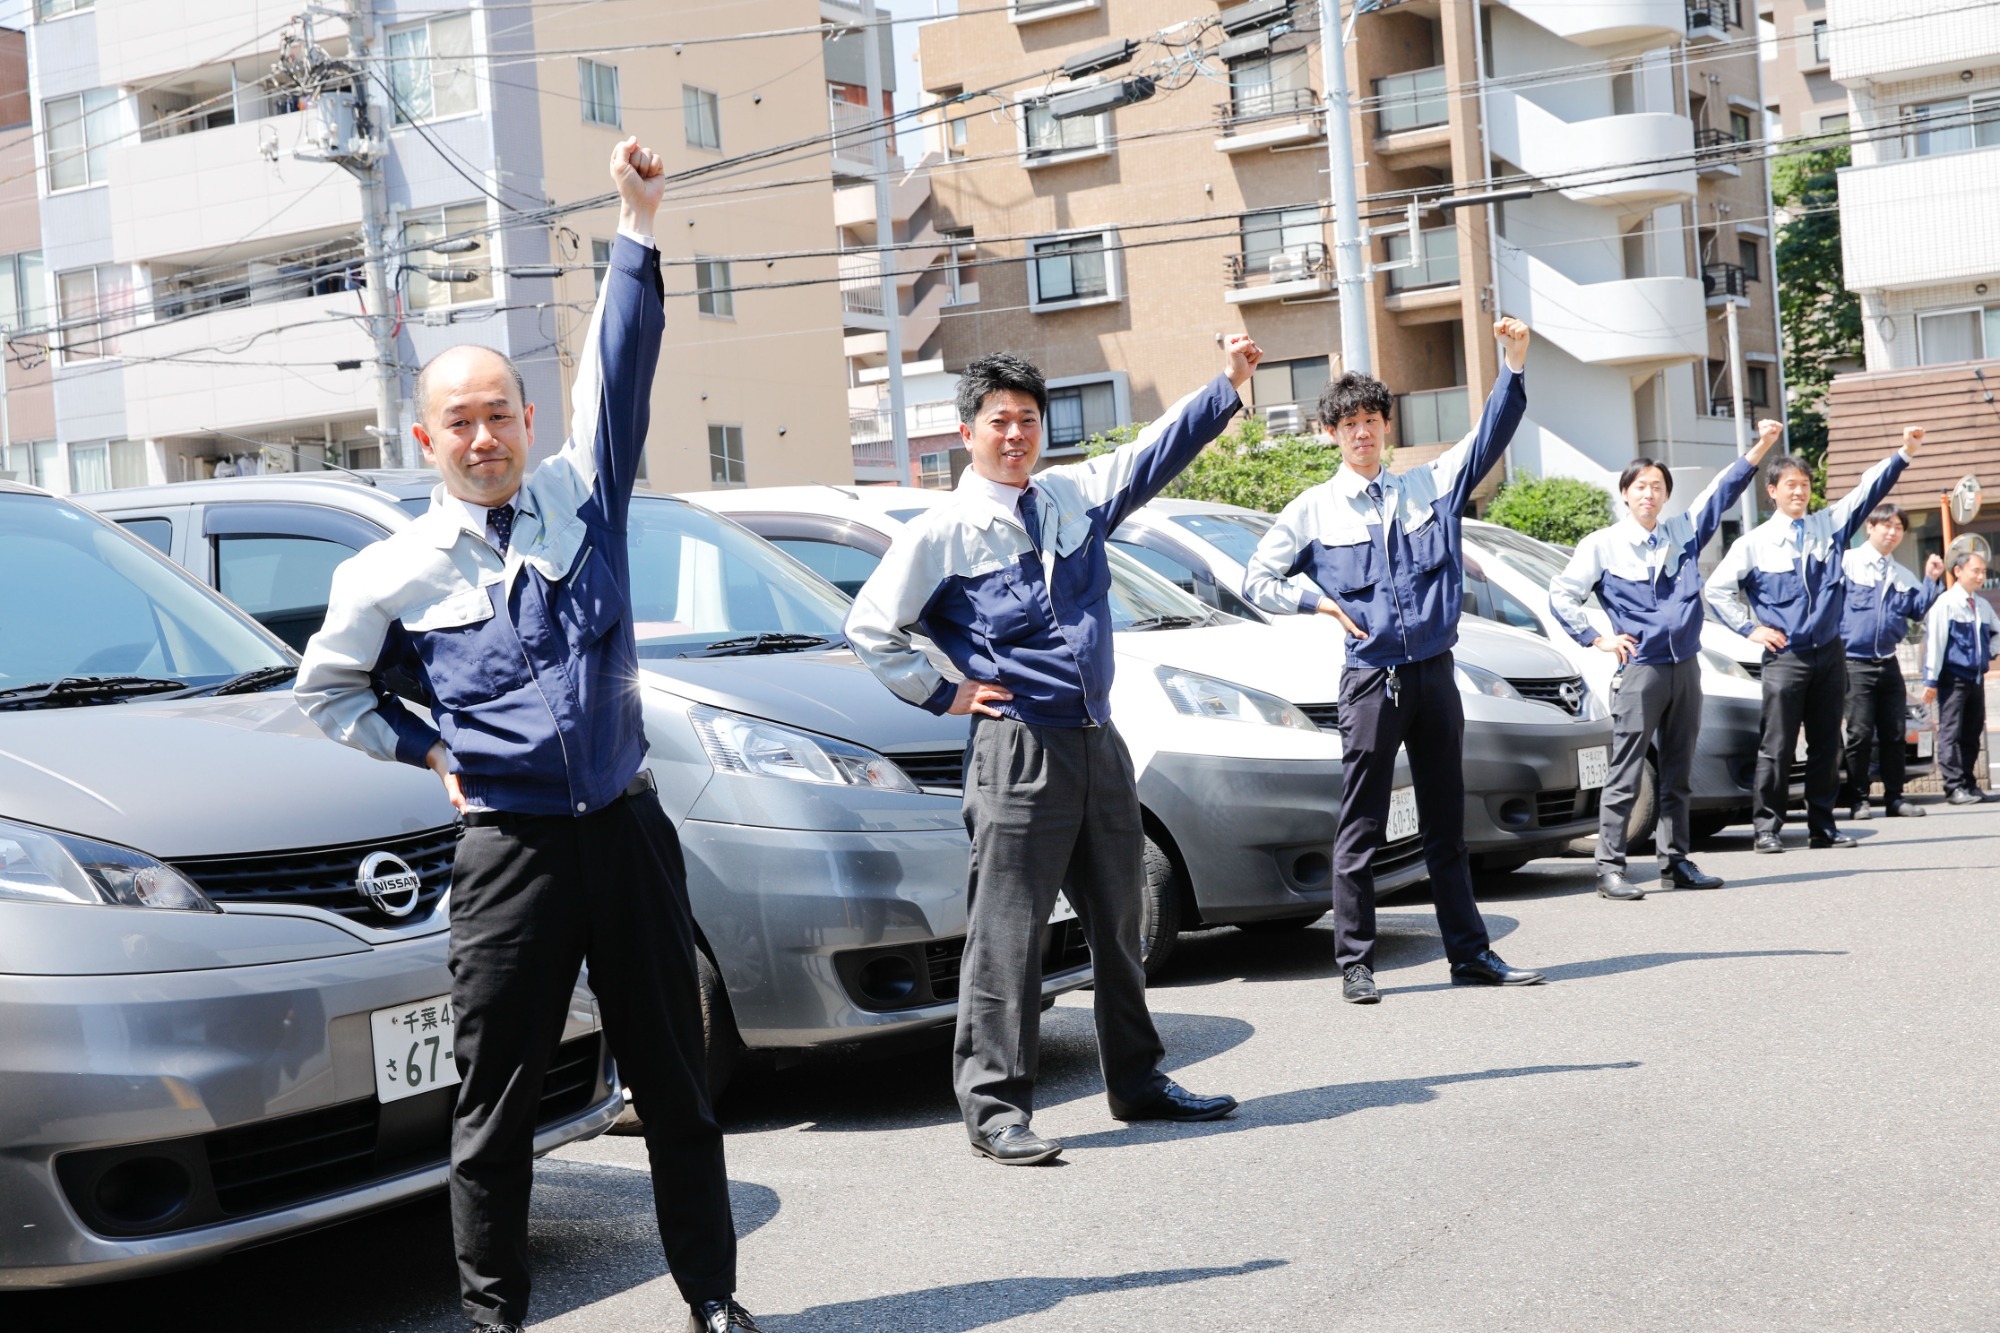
left=0, top=938, right=611, bottom=1288
left=1137, top=751, right=1429, bottom=924
left=1461, top=714, right=1615, bottom=857
left=678, top=821, right=1090, bottom=1049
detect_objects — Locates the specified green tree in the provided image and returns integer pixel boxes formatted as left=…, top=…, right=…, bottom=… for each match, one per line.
left=1083, top=413, right=1345, bottom=513
left=1771, top=144, right=1861, bottom=498
left=1483, top=475, right=1613, bottom=547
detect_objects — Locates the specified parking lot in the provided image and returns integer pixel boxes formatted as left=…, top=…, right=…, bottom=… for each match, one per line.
left=9, top=800, right=1997, bottom=1332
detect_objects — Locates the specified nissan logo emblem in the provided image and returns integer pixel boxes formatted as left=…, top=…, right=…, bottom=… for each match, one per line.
left=356, top=851, right=423, bottom=918
left=1559, top=680, right=1584, bottom=713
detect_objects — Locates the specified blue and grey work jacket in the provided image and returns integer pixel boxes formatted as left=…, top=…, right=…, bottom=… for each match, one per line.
left=1839, top=546, right=1940, bottom=662
left=845, top=376, right=1244, bottom=728
left=1924, top=585, right=2000, bottom=687
left=1241, top=367, right=1526, bottom=670
left=295, top=233, right=662, bottom=816
left=1703, top=448, right=1910, bottom=655
left=1547, top=455, right=1757, bottom=667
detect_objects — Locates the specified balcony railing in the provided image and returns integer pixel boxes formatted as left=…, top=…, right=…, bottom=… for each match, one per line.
left=1706, top=396, right=1739, bottom=419
left=1258, top=399, right=1318, bottom=436
left=850, top=400, right=959, bottom=443
left=1702, top=262, right=1748, bottom=302
left=1225, top=242, right=1331, bottom=290
left=850, top=409, right=893, bottom=442
left=1686, top=0, right=1740, bottom=35
left=841, top=257, right=885, bottom=316
left=851, top=438, right=896, bottom=468
left=829, top=97, right=876, bottom=158
left=1375, top=66, right=1447, bottom=136
left=1217, top=86, right=1319, bottom=134
left=1396, top=386, right=1472, bottom=447
left=1385, top=226, right=1460, bottom=292
left=1694, top=125, right=1743, bottom=152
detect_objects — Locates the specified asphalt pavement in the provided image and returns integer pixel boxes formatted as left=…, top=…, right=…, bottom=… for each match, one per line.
left=9, top=802, right=2000, bottom=1331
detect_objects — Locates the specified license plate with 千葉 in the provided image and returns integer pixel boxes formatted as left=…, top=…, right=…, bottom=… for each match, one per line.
left=1917, top=729, right=1934, bottom=758
left=1387, top=786, right=1420, bottom=842
left=1577, top=745, right=1609, bottom=790
left=370, top=995, right=461, bottom=1104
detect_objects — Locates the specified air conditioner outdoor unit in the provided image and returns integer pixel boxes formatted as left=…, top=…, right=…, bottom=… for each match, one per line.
left=1266, top=247, right=1309, bottom=282
left=1264, top=404, right=1305, bottom=434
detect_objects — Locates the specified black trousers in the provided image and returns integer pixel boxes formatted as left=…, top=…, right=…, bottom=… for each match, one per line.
left=1333, top=651, right=1491, bottom=973
left=448, top=789, right=735, bottom=1325
left=1841, top=656, right=1908, bottom=807
left=1755, top=640, right=1847, bottom=839
left=955, top=717, right=1167, bottom=1138
left=1937, top=673, right=1988, bottom=794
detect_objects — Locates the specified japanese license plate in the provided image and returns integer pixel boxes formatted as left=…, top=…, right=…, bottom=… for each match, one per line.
left=1577, top=745, right=1609, bottom=790
left=1917, top=729, right=1934, bottom=758
left=1795, top=734, right=1810, bottom=763
left=370, top=995, right=460, bottom=1104
left=1387, top=786, right=1420, bottom=842
left=1051, top=892, right=1078, bottom=924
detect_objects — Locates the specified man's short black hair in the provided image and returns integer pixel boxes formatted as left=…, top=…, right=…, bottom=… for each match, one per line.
left=1618, top=457, right=1674, bottom=497
left=1865, top=502, right=1906, bottom=530
left=1317, top=372, right=1394, bottom=430
left=956, top=353, right=1048, bottom=424
left=1765, top=454, right=1813, bottom=489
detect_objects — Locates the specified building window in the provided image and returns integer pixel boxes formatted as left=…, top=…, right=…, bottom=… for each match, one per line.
left=579, top=59, right=620, bottom=127
left=1046, top=380, right=1119, bottom=448
left=45, top=89, right=119, bottom=191
left=1745, top=365, right=1770, bottom=406
left=2, top=440, right=57, bottom=487
left=1820, top=112, right=1849, bottom=135
left=1916, top=306, right=2000, bottom=365
left=0, top=250, right=45, bottom=332
left=386, top=13, right=476, bottom=124
left=695, top=257, right=734, bottom=318
left=1239, top=207, right=1323, bottom=276
left=918, top=451, right=952, bottom=487
left=67, top=439, right=146, bottom=493
left=1250, top=356, right=1332, bottom=428
left=1228, top=52, right=1314, bottom=129
left=402, top=203, right=492, bottom=310
left=1011, top=0, right=1100, bottom=23
left=684, top=85, right=721, bottom=150
left=1020, top=97, right=1104, bottom=162
left=1028, top=231, right=1114, bottom=308
left=590, top=237, right=613, bottom=294
left=947, top=114, right=969, bottom=154
left=1728, top=109, right=1752, bottom=142
left=36, top=0, right=92, bottom=18
left=56, top=264, right=135, bottom=362
left=941, top=227, right=977, bottom=306
left=1905, top=94, right=2000, bottom=158
left=1738, top=237, right=1760, bottom=282
left=708, top=424, right=746, bottom=487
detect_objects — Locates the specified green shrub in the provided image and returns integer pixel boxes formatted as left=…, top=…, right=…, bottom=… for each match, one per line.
left=1484, top=475, right=1613, bottom=547
left=1082, top=412, right=1347, bottom=514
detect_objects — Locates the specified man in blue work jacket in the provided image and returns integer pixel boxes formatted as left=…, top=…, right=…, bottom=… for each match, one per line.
left=846, top=339, right=1259, bottom=1166
left=297, top=140, right=761, bottom=1333
left=1243, top=318, right=1545, bottom=1005
left=1838, top=503, right=1945, bottom=821
left=1704, top=427, right=1926, bottom=854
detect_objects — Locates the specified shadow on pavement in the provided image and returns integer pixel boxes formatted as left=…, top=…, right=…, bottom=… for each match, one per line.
left=1152, top=911, right=1521, bottom=988
left=1383, top=948, right=1847, bottom=995
left=766, top=1258, right=1287, bottom=1332
left=1059, top=1062, right=1639, bottom=1151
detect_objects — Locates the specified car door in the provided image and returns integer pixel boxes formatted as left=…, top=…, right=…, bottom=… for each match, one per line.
left=202, top=504, right=392, bottom=653
left=105, top=505, right=193, bottom=564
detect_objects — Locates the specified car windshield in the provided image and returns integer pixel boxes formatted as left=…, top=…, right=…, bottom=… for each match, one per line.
left=0, top=492, right=289, bottom=699
left=1106, top=546, right=1221, bottom=629
left=1469, top=522, right=1574, bottom=587
left=628, top=497, right=852, bottom=656
left=1169, top=510, right=1273, bottom=567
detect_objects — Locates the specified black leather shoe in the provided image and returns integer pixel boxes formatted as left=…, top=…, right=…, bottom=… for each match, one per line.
left=1948, top=788, right=1984, bottom=806
left=1885, top=800, right=1926, bottom=818
left=688, top=1299, right=765, bottom=1333
left=1111, top=1079, right=1237, bottom=1123
left=1595, top=870, right=1644, bottom=900
left=1849, top=803, right=1873, bottom=821
left=472, top=1325, right=522, bottom=1333
left=1342, top=963, right=1379, bottom=1003
left=1808, top=833, right=1857, bottom=849
left=1660, top=859, right=1724, bottom=890
left=1451, top=949, right=1546, bottom=986
left=972, top=1124, right=1062, bottom=1165
left=1753, top=833, right=1784, bottom=854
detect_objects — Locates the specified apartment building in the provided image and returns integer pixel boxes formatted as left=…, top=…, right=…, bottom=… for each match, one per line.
left=0, top=23, right=57, bottom=488
left=915, top=0, right=1784, bottom=519
left=17, top=0, right=849, bottom=498
left=1759, top=0, right=1844, bottom=139
left=1815, top=0, right=2000, bottom=574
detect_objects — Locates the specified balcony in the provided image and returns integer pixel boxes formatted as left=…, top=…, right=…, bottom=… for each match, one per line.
left=1685, top=0, right=1741, bottom=43
left=1838, top=147, right=2000, bottom=290
left=1497, top=0, right=1685, bottom=51
left=1498, top=247, right=1705, bottom=368
left=1702, top=262, right=1749, bottom=306
left=841, top=256, right=887, bottom=319
left=1223, top=243, right=1332, bottom=305
left=1693, top=126, right=1745, bottom=176
left=1214, top=87, right=1322, bottom=153
left=850, top=399, right=958, bottom=444
left=1396, top=386, right=1472, bottom=448
left=1485, top=87, right=1696, bottom=207
left=829, top=96, right=879, bottom=177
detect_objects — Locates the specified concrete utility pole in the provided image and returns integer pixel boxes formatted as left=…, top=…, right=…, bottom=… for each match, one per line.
left=344, top=2, right=405, bottom=468
left=1320, top=0, right=1370, bottom=376
left=1724, top=296, right=1756, bottom=532
left=859, top=0, right=911, bottom=482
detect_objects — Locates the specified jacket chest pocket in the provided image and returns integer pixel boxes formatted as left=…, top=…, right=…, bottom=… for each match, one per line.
left=1746, top=566, right=1804, bottom=610
left=555, top=543, right=624, bottom=651
left=1405, top=516, right=1451, bottom=574
left=1050, top=518, right=1110, bottom=607
left=1314, top=531, right=1379, bottom=599
left=403, top=586, right=528, bottom=708
left=968, top=562, right=1049, bottom=647
left=1602, top=569, right=1662, bottom=612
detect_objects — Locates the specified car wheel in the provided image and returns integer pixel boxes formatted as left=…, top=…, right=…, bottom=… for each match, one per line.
left=1237, top=912, right=1326, bottom=934
left=1624, top=756, right=1660, bottom=851
left=1139, top=835, right=1186, bottom=980
left=608, top=950, right=742, bottom=1135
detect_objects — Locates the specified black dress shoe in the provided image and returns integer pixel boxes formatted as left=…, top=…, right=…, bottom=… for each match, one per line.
left=472, top=1325, right=522, bottom=1333
left=1111, top=1078, right=1237, bottom=1123
left=688, top=1299, right=765, bottom=1332
left=1885, top=799, right=1926, bottom=818
left=1753, top=833, right=1784, bottom=854
left=1451, top=949, right=1546, bottom=986
left=1595, top=870, right=1644, bottom=900
left=1660, top=858, right=1724, bottom=889
left=1342, top=963, right=1379, bottom=1003
left=1808, top=833, right=1857, bottom=849
left=971, top=1124, right=1062, bottom=1165
left=1948, top=788, right=1984, bottom=806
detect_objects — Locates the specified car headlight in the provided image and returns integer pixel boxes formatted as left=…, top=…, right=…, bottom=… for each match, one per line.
left=1699, top=648, right=1753, bottom=681
left=0, top=817, right=217, bottom=911
left=689, top=704, right=920, bottom=792
left=1453, top=662, right=1526, bottom=701
left=1156, top=666, right=1317, bottom=730
left=1577, top=683, right=1608, bottom=720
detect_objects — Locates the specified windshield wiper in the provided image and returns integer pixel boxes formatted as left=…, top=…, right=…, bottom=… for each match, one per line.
left=1121, top=614, right=1206, bottom=633
left=203, top=664, right=300, bottom=696
left=0, top=675, right=192, bottom=710
left=679, top=633, right=837, bottom=658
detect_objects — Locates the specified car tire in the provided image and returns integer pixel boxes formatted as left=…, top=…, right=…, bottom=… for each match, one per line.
left=1237, top=912, right=1326, bottom=934
left=1139, top=835, right=1186, bottom=980
left=1624, top=756, right=1660, bottom=851
left=608, top=950, right=742, bottom=1135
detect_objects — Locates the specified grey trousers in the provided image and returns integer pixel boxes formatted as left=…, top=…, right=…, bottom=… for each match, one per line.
left=1597, top=658, right=1702, bottom=871
left=955, top=716, right=1168, bottom=1139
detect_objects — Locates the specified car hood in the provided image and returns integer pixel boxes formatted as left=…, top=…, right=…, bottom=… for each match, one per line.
left=1455, top=617, right=1580, bottom=678
left=0, top=693, right=455, bottom=859
left=1113, top=620, right=1341, bottom=706
left=641, top=648, right=969, bottom=751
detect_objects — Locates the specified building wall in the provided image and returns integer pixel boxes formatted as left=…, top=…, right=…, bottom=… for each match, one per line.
left=1758, top=0, right=1846, bottom=139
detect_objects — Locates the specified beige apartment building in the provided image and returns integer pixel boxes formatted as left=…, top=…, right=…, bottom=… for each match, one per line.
left=916, top=0, right=1785, bottom=520
left=1759, top=0, right=1845, bottom=139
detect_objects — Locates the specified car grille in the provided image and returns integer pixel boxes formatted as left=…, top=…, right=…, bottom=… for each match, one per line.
left=1376, top=829, right=1425, bottom=877
left=889, top=747, right=966, bottom=792
left=1299, top=702, right=1339, bottom=730
left=1508, top=675, right=1587, bottom=716
left=839, top=920, right=1091, bottom=1012
left=170, top=825, right=458, bottom=925
left=1535, top=787, right=1602, bottom=827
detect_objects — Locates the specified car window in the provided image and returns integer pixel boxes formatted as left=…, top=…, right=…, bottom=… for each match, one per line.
left=1169, top=511, right=1273, bottom=566
left=397, top=496, right=432, bottom=518
left=1469, top=524, right=1573, bottom=587
left=215, top=534, right=357, bottom=653
left=117, top=516, right=173, bottom=555
left=885, top=507, right=930, bottom=525
left=628, top=498, right=853, bottom=655
left=767, top=537, right=882, bottom=599
left=1112, top=539, right=1201, bottom=596
left=1105, top=547, right=1221, bottom=628
left=1488, top=577, right=1546, bottom=635
left=0, top=494, right=288, bottom=693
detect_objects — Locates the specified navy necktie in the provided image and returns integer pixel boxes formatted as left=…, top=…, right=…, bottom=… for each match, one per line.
left=1018, top=485, right=1042, bottom=553
left=487, top=502, right=516, bottom=557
